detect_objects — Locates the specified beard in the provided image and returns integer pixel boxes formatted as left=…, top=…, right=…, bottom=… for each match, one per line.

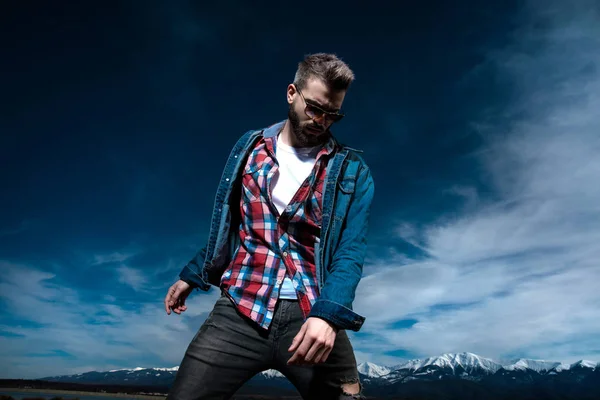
left=288, top=104, right=330, bottom=148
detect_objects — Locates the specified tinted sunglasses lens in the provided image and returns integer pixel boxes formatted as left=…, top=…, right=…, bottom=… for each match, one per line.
left=329, top=114, right=343, bottom=123
left=305, top=104, right=320, bottom=119
left=305, top=104, right=343, bottom=123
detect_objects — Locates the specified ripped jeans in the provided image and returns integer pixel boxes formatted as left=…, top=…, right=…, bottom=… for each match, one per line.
left=167, top=290, right=364, bottom=400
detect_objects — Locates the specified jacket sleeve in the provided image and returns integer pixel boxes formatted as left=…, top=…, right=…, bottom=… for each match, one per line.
left=178, top=245, right=211, bottom=291
left=308, top=164, right=375, bottom=331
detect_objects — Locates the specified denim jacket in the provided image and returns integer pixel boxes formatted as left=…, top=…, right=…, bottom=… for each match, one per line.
left=179, top=120, right=375, bottom=331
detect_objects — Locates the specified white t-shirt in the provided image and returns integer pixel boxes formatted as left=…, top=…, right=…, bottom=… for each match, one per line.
left=271, top=138, right=321, bottom=299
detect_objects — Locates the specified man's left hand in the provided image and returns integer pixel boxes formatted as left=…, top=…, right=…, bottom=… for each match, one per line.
left=288, top=317, right=337, bottom=365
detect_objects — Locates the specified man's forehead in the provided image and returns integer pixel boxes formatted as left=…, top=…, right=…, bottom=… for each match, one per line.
left=303, top=79, right=345, bottom=111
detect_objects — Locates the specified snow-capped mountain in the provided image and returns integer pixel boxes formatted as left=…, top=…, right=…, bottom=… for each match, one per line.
left=357, top=361, right=392, bottom=378
left=107, top=367, right=179, bottom=373
left=502, top=358, right=599, bottom=374
left=41, top=366, right=288, bottom=387
left=42, top=367, right=181, bottom=387
left=552, top=363, right=573, bottom=372
left=379, top=352, right=501, bottom=384
left=503, top=358, right=563, bottom=372
left=37, top=352, right=599, bottom=400
left=41, top=353, right=598, bottom=385
left=260, top=369, right=285, bottom=379
left=396, top=352, right=502, bottom=374
left=571, top=360, right=597, bottom=369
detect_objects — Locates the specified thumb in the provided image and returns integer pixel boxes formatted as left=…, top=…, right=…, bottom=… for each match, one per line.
left=288, top=322, right=307, bottom=352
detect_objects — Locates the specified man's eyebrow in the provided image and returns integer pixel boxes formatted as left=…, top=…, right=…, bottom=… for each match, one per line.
left=306, top=98, right=340, bottom=113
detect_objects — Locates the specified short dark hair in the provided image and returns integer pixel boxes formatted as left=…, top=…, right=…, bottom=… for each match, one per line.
left=293, top=53, right=355, bottom=92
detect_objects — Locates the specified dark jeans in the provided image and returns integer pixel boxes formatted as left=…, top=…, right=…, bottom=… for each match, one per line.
left=167, top=290, right=364, bottom=400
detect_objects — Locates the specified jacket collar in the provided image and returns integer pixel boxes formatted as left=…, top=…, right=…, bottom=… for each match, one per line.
left=263, top=120, right=286, bottom=138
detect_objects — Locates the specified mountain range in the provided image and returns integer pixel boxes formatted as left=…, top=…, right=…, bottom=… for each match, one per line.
left=36, top=352, right=600, bottom=399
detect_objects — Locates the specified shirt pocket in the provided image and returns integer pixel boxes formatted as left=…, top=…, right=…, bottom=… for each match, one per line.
left=337, top=175, right=356, bottom=194
left=241, top=162, right=263, bottom=203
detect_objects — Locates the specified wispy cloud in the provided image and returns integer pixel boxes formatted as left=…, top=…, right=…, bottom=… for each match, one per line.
left=116, top=265, right=148, bottom=292
left=91, top=251, right=137, bottom=266
left=0, top=261, right=220, bottom=379
left=352, top=0, right=600, bottom=366
left=2, top=0, right=599, bottom=381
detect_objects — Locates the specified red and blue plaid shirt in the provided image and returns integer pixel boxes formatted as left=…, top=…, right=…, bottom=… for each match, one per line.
left=220, top=131, right=335, bottom=329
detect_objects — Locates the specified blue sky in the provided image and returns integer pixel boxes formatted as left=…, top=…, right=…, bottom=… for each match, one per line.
left=2, top=1, right=599, bottom=379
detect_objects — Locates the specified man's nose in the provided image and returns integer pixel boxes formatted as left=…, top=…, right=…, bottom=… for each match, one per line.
left=312, top=114, right=329, bottom=126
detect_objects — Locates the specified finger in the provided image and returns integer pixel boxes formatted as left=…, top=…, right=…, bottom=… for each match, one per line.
left=304, top=339, right=323, bottom=363
left=288, top=336, right=313, bottom=365
left=288, top=323, right=307, bottom=352
left=174, top=302, right=187, bottom=314
left=173, top=297, right=185, bottom=314
left=321, top=346, right=334, bottom=363
left=171, top=286, right=183, bottom=303
left=312, top=345, right=329, bottom=364
left=166, top=285, right=185, bottom=314
left=288, top=348, right=302, bottom=365
left=164, top=285, right=176, bottom=314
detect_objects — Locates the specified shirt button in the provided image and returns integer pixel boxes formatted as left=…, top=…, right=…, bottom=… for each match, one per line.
left=225, top=178, right=230, bottom=182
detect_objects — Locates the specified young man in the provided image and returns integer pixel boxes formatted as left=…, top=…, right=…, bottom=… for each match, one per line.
left=164, top=53, right=374, bottom=400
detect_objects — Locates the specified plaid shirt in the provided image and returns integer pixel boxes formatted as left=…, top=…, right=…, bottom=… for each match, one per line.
left=220, top=131, right=335, bottom=329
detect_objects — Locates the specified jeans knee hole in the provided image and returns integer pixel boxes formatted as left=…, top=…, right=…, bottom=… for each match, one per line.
left=339, top=379, right=363, bottom=399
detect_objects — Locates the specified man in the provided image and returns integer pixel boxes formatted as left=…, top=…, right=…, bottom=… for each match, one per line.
left=164, top=53, right=374, bottom=400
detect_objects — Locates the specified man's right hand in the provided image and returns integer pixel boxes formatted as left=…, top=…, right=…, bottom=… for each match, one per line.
left=164, top=280, right=193, bottom=315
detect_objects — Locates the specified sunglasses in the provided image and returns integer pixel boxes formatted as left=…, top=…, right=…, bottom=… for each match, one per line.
left=295, top=85, right=345, bottom=124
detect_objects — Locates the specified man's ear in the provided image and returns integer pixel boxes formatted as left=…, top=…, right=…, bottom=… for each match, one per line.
left=286, top=83, right=296, bottom=104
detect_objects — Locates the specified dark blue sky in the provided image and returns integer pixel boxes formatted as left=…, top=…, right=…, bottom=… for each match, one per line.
left=1, top=1, right=516, bottom=259
left=3, top=1, right=599, bottom=379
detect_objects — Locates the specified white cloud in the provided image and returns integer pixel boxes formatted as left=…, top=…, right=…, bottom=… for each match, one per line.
left=116, top=265, right=149, bottom=292
left=0, top=261, right=220, bottom=379
left=3, top=0, right=600, bottom=379
left=91, top=251, right=138, bottom=266
left=353, top=0, right=600, bottom=367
